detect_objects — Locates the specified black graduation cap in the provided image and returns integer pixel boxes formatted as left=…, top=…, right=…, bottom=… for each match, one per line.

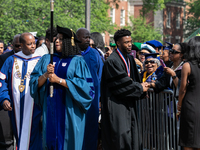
left=57, top=25, right=81, bottom=45
left=144, top=53, right=159, bottom=60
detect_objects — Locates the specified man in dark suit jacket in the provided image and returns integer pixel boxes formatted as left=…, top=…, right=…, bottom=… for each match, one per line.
left=0, top=34, right=21, bottom=69
left=0, top=34, right=21, bottom=150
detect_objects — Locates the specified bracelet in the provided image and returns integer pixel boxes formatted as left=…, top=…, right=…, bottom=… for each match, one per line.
left=42, top=74, right=47, bottom=79
left=59, top=79, right=62, bottom=84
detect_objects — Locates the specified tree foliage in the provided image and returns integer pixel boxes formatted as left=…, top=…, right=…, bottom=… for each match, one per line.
left=184, top=0, right=200, bottom=38
left=0, top=0, right=116, bottom=44
left=125, top=16, right=162, bottom=43
left=141, top=0, right=172, bottom=17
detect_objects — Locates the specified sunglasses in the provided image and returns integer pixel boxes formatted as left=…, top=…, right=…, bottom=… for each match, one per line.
left=15, top=44, right=21, bottom=48
left=169, top=49, right=181, bottom=54
left=139, top=52, right=148, bottom=55
left=145, top=60, right=156, bottom=64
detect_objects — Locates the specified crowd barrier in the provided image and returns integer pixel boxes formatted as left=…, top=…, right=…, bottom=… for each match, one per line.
left=136, top=88, right=181, bottom=150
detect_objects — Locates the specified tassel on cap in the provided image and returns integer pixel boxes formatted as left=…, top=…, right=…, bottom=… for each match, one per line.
left=70, top=29, right=75, bottom=46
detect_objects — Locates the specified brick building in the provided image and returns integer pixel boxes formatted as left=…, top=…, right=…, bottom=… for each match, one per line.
left=104, top=0, right=129, bottom=46
left=104, top=0, right=186, bottom=45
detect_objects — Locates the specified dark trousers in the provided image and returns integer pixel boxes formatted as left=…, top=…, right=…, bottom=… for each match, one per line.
left=0, top=110, right=14, bottom=150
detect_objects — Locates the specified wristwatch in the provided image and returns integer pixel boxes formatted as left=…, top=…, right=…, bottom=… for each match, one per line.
left=59, top=79, right=62, bottom=84
left=172, top=75, right=177, bottom=79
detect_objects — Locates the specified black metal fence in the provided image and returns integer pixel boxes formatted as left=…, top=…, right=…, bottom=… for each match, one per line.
left=137, top=88, right=181, bottom=150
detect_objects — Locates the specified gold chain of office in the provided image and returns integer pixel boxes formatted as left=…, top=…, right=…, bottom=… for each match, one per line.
left=14, top=57, right=38, bottom=92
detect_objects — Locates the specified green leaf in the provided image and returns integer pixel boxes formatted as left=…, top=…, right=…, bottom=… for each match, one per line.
left=0, top=0, right=115, bottom=44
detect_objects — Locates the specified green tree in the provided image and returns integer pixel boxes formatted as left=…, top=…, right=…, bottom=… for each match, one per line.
left=0, top=0, right=115, bottom=44
left=125, top=16, right=162, bottom=43
left=141, top=0, right=172, bottom=17
left=184, top=0, right=200, bottom=38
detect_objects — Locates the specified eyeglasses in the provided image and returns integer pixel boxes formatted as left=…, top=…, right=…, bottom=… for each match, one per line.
left=145, top=60, right=156, bottom=64
left=139, top=52, right=148, bottom=55
left=15, top=44, right=21, bottom=48
left=169, top=49, right=181, bottom=54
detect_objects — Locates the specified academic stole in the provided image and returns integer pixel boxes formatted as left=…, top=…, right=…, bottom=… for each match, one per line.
left=142, top=71, right=154, bottom=82
left=116, top=49, right=130, bottom=77
left=14, top=56, right=39, bottom=92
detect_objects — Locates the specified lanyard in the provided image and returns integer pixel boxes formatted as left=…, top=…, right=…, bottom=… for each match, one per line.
left=116, top=48, right=130, bottom=77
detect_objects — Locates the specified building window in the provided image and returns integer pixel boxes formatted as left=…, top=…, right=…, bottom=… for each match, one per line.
left=175, top=36, right=181, bottom=43
left=120, top=9, right=125, bottom=26
left=176, top=13, right=180, bottom=29
left=110, top=8, right=115, bottom=24
left=166, top=10, right=171, bottom=28
left=165, top=36, right=171, bottom=43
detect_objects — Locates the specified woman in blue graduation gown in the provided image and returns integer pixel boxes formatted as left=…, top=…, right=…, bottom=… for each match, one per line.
left=29, top=25, right=94, bottom=150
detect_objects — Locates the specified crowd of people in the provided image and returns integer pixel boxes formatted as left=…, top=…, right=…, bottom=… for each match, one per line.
left=0, top=26, right=200, bottom=150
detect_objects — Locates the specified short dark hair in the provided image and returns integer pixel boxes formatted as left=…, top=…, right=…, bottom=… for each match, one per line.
left=114, top=29, right=131, bottom=44
left=36, top=36, right=45, bottom=47
left=90, top=32, right=105, bottom=52
left=0, top=40, right=4, bottom=45
left=0, top=40, right=4, bottom=50
left=46, top=27, right=57, bottom=40
left=186, top=36, right=200, bottom=66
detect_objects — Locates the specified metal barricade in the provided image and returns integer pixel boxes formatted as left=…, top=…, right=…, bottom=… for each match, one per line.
left=137, top=88, right=181, bottom=150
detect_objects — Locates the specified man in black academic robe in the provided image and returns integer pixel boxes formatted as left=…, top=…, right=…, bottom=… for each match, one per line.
left=101, top=29, right=149, bottom=150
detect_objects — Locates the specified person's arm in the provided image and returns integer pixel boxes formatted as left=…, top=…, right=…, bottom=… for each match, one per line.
left=0, top=57, right=13, bottom=110
left=43, top=63, right=69, bottom=88
left=29, top=54, right=50, bottom=106
left=48, top=73, right=68, bottom=88
left=149, top=71, right=168, bottom=92
left=164, top=67, right=179, bottom=87
left=38, top=72, right=48, bottom=88
left=104, top=58, right=144, bottom=98
left=134, top=58, right=143, bottom=71
left=177, top=62, right=191, bottom=113
left=65, top=56, right=94, bottom=113
left=2, top=100, right=12, bottom=111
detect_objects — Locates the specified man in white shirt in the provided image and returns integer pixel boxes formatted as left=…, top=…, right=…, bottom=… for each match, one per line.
left=35, top=27, right=57, bottom=56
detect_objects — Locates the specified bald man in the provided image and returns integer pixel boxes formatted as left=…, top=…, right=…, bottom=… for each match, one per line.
left=77, top=28, right=104, bottom=150
left=0, top=32, right=42, bottom=150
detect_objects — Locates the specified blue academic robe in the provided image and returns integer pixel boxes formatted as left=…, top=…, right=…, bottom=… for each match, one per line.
left=0, top=52, right=42, bottom=150
left=29, top=53, right=94, bottom=150
left=81, top=46, right=104, bottom=150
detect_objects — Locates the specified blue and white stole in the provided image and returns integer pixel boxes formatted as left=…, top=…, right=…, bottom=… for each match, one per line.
left=12, top=51, right=40, bottom=150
